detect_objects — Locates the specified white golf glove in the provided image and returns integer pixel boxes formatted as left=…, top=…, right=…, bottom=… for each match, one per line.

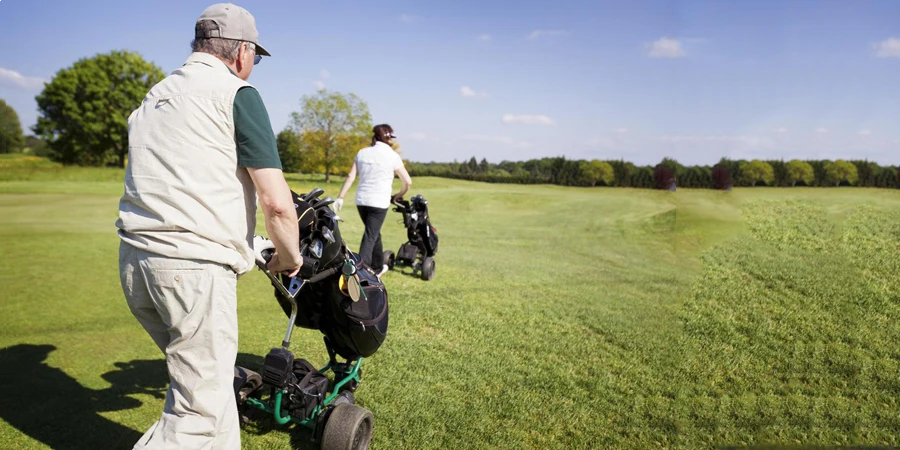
left=252, top=235, right=275, bottom=266
left=334, top=198, right=344, bottom=211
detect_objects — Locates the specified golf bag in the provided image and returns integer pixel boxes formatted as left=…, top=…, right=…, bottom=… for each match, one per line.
left=269, top=189, right=389, bottom=360
left=395, top=194, right=438, bottom=259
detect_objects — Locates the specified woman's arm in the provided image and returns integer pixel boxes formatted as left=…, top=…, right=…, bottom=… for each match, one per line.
left=393, top=165, right=412, bottom=200
left=334, top=161, right=357, bottom=211
left=337, top=161, right=358, bottom=200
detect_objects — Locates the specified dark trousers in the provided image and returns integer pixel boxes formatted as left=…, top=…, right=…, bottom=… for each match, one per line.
left=357, top=205, right=388, bottom=269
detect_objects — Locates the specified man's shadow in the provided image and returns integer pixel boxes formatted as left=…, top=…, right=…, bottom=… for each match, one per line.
left=0, top=344, right=145, bottom=450
left=0, top=345, right=319, bottom=450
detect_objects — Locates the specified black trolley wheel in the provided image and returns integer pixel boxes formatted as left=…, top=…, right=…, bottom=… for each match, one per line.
left=321, top=403, right=374, bottom=450
left=421, top=256, right=435, bottom=281
left=383, top=250, right=395, bottom=270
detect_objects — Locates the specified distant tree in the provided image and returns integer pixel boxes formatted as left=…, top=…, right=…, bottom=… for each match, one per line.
left=654, top=166, right=675, bottom=190
left=739, top=160, right=775, bottom=186
left=824, top=160, right=859, bottom=187
left=0, top=99, right=25, bottom=154
left=467, top=156, right=478, bottom=174
left=850, top=160, right=879, bottom=187
left=276, top=128, right=302, bottom=173
left=579, top=160, right=614, bottom=186
left=479, top=157, right=490, bottom=174
left=33, top=50, right=164, bottom=166
left=767, top=159, right=787, bottom=186
left=609, top=159, right=633, bottom=187
left=657, top=157, right=684, bottom=178
left=711, top=166, right=732, bottom=190
left=809, top=160, right=828, bottom=187
left=290, top=90, right=372, bottom=182
left=785, top=159, right=815, bottom=187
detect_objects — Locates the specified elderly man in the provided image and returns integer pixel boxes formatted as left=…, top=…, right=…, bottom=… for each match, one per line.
left=116, top=3, right=300, bottom=448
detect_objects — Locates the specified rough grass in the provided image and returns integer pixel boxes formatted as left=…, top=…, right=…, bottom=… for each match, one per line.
left=1, top=159, right=899, bottom=449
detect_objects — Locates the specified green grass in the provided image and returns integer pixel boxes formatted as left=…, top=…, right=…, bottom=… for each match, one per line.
left=1, top=160, right=899, bottom=449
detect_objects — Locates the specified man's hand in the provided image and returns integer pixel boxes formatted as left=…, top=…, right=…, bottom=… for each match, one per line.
left=334, top=198, right=344, bottom=211
left=267, top=252, right=301, bottom=277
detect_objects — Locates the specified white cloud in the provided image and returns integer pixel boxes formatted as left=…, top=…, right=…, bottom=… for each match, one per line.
left=461, top=134, right=532, bottom=148
left=874, top=37, right=900, bottom=58
left=502, top=114, right=556, bottom=126
left=477, top=34, right=492, bottom=41
left=616, top=128, right=629, bottom=134
left=528, top=30, right=567, bottom=40
left=815, top=127, right=829, bottom=133
left=400, top=14, right=421, bottom=23
left=320, top=69, right=330, bottom=80
left=313, top=80, right=326, bottom=90
left=647, top=37, right=686, bottom=58
left=460, top=86, right=487, bottom=98
left=0, top=67, right=45, bottom=90
left=774, top=127, right=789, bottom=134
left=859, top=129, right=872, bottom=136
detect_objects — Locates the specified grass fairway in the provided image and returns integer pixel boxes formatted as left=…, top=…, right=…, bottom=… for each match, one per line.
left=1, top=159, right=899, bottom=449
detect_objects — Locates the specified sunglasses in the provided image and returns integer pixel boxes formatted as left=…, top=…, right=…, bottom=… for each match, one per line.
left=246, top=42, right=262, bottom=65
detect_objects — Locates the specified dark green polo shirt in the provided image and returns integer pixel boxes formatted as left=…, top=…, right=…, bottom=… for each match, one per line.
left=229, top=69, right=282, bottom=169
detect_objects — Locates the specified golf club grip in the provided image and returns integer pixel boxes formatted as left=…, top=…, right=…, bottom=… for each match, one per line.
left=307, top=266, right=340, bottom=283
left=260, top=249, right=275, bottom=264
left=298, top=256, right=319, bottom=279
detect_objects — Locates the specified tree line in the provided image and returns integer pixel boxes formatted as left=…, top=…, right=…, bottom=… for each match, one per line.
left=2, top=49, right=898, bottom=191
left=405, top=157, right=900, bottom=190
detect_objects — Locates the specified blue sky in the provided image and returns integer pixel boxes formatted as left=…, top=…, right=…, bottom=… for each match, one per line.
left=1, top=0, right=899, bottom=166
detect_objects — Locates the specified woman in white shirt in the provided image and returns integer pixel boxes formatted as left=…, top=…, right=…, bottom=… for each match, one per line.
left=335, top=124, right=412, bottom=275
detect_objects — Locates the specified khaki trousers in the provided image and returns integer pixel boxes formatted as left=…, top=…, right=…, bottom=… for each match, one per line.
left=119, top=242, right=240, bottom=450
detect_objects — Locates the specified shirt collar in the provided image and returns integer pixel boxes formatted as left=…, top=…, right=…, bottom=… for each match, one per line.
left=184, top=52, right=238, bottom=77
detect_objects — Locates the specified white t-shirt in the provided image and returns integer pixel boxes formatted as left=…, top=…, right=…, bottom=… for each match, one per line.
left=354, top=141, right=404, bottom=209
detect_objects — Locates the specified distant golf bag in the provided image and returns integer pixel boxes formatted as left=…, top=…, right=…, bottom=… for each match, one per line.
left=384, top=194, right=439, bottom=280
left=233, top=188, right=387, bottom=449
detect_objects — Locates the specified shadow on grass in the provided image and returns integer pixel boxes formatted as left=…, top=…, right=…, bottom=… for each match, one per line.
left=0, top=344, right=144, bottom=450
left=0, top=346, right=318, bottom=450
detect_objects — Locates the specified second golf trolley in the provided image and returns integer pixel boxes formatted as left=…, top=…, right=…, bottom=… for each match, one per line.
left=383, top=194, right=439, bottom=281
left=234, top=188, right=389, bottom=450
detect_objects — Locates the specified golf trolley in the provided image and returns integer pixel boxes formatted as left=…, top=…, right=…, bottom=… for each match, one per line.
left=383, top=194, right=439, bottom=281
left=234, top=188, right=388, bottom=450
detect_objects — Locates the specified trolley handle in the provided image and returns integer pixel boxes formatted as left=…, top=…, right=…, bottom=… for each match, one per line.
left=257, top=245, right=319, bottom=279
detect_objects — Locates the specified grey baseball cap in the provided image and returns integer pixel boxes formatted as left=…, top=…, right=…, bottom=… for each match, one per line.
left=195, top=3, right=271, bottom=56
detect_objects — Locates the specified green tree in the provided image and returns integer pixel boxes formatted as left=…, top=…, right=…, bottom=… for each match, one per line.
left=0, top=99, right=25, bottom=154
left=739, top=160, right=775, bottom=186
left=290, top=90, right=372, bottom=182
left=824, top=159, right=859, bottom=187
left=657, top=157, right=685, bottom=178
left=785, top=159, right=815, bottom=187
left=467, top=156, right=478, bottom=174
left=579, top=160, right=614, bottom=186
left=33, top=50, right=165, bottom=167
left=479, top=157, right=490, bottom=174
left=276, top=128, right=302, bottom=173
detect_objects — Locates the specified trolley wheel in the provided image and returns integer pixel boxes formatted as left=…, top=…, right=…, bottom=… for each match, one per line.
left=321, top=404, right=374, bottom=450
left=421, top=256, right=435, bottom=281
left=383, top=250, right=395, bottom=270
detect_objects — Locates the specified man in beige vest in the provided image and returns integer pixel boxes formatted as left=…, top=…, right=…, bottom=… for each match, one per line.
left=116, top=3, right=301, bottom=448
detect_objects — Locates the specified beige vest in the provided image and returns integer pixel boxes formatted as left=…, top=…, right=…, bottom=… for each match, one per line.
left=116, top=52, right=258, bottom=275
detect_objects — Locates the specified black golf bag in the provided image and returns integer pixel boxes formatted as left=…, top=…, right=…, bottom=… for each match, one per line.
left=395, top=194, right=438, bottom=260
left=269, top=189, right=389, bottom=360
